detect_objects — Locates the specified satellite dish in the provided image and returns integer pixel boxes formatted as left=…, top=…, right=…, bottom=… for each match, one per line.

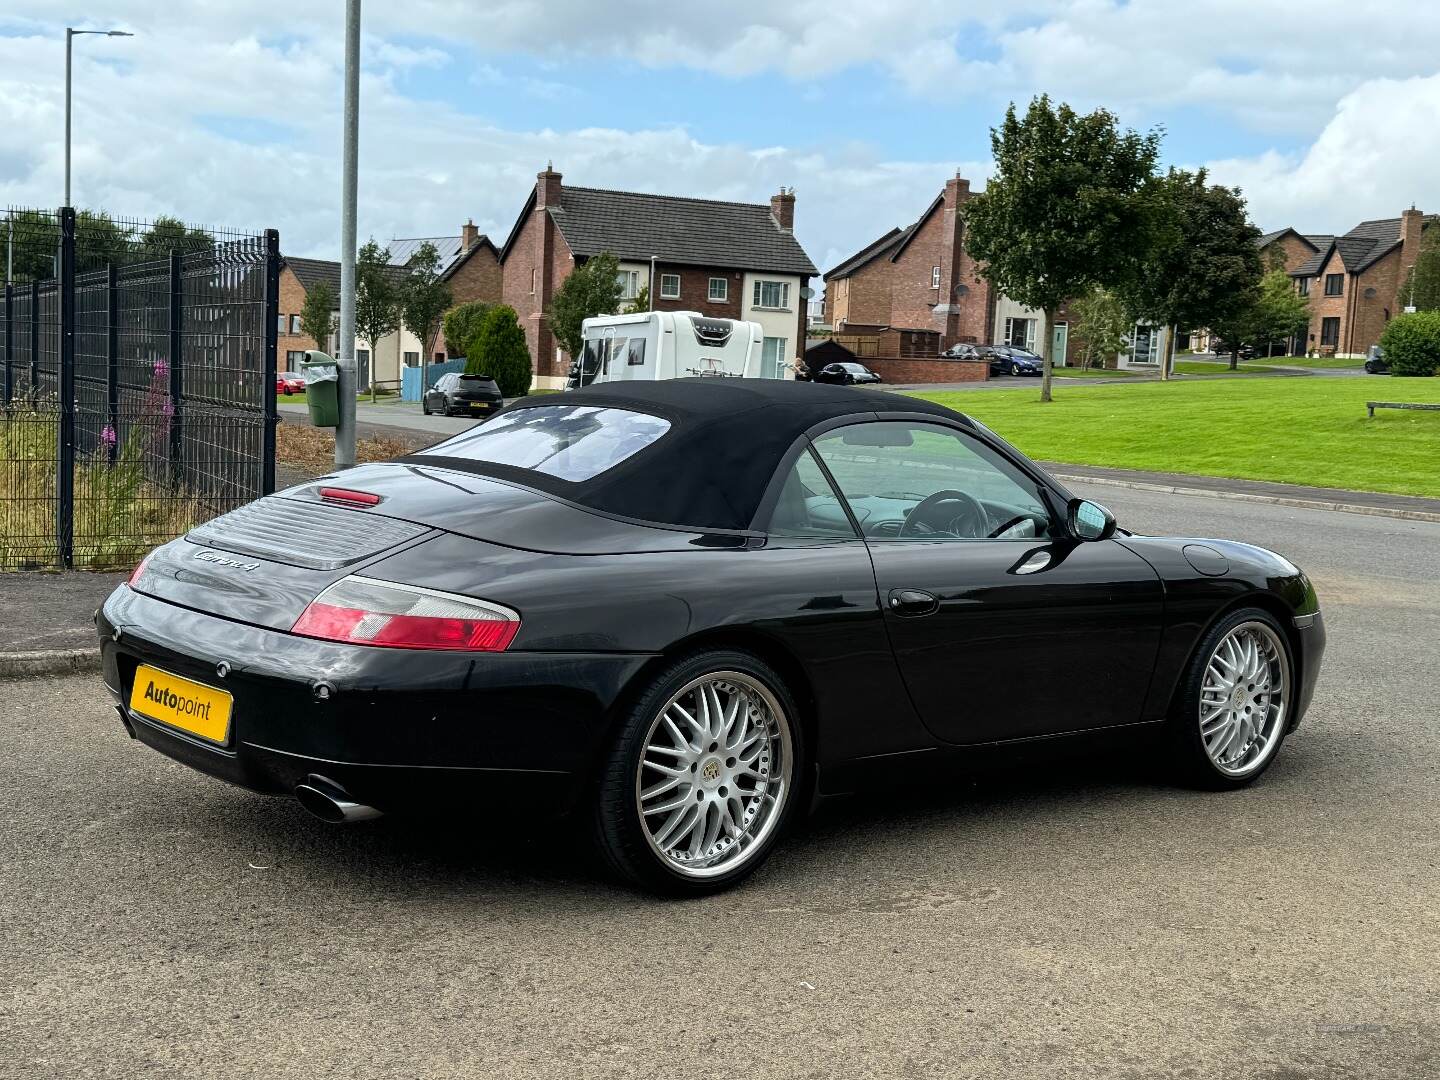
left=799, top=286, right=815, bottom=299
left=1364, top=287, right=1377, bottom=299
left=953, top=283, right=969, bottom=297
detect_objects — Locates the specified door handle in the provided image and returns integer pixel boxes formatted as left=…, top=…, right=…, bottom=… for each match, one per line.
left=888, top=588, right=938, bottom=617
left=1015, top=550, right=1051, bottom=575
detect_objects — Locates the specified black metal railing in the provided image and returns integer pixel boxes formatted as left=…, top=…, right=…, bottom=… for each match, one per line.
left=1, top=207, right=279, bottom=570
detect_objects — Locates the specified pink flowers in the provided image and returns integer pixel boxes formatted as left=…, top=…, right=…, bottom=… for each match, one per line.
left=101, top=425, right=117, bottom=449
left=153, top=357, right=169, bottom=379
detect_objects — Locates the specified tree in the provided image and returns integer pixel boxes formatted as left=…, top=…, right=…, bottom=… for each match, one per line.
left=466, top=305, right=533, bottom=397
left=963, top=95, right=1165, bottom=401
left=1378, top=311, right=1440, bottom=377
left=443, top=301, right=492, bottom=358
left=1122, top=169, right=1262, bottom=378
left=625, top=282, right=650, bottom=314
left=1069, top=287, right=1131, bottom=369
left=353, top=238, right=399, bottom=367
left=547, top=251, right=623, bottom=359
left=1402, top=227, right=1440, bottom=312
left=139, top=215, right=214, bottom=261
left=398, top=241, right=453, bottom=364
left=299, top=280, right=337, bottom=352
left=1247, top=269, right=1310, bottom=363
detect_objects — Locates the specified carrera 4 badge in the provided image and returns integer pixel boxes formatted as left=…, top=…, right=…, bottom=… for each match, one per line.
left=192, top=549, right=260, bottom=572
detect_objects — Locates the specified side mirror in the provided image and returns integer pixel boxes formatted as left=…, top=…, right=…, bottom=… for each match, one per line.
left=1067, top=498, right=1116, bottom=542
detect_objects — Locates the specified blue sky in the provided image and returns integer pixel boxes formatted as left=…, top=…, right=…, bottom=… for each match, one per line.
left=3, top=2, right=1438, bottom=277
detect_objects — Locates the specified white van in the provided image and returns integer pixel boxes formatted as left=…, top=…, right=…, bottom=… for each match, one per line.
left=568, top=311, right=771, bottom=388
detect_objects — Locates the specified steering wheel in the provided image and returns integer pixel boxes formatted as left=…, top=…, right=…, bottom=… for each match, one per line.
left=899, top=489, right=988, bottom=538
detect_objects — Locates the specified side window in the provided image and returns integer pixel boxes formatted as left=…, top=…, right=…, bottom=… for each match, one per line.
left=766, top=449, right=859, bottom=538
left=811, top=422, right=1053, bottom=540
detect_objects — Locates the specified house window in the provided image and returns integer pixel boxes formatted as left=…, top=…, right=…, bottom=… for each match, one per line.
left=616, top=270, right=640, bottom=300
left=1297, top=277, right=1310, bottom=297
left=403, top=351, right=419, bottom=367
left=285, top=350, right=306, bottom=370
left=708, top=277, right=728, bottom=302
left=1324, top=273, right=1343, bottom=296
left=1320, top=317, right=1340, bottom=347
left=753, top=280, right=790, bottom=309
left=277, top=314, right=287, bottom=336
left=529, top=267, right=536, bottom=295
left=761, top=337, right=789, bottom=379
left=1003, top=317, right=1036, bottom=351
left=290, top=314, right=301, bottom=335
left=434, top=352, right=445, bottom=363
left=660, top=274, right=681, bottom=299
left=931, top=266, right=941, bottom=289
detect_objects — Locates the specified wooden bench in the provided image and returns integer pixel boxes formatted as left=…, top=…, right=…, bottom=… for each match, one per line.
left=1367, top=401, right=1440, bottom=418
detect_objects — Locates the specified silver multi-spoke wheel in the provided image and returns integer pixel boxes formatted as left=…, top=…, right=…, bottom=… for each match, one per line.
left=635, top=671, right=793, bottom=879
left=1199, top=621, right=1291, bottom=777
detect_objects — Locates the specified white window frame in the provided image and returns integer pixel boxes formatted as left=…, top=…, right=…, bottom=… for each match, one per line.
left=708, top=276, right=728, bottom=302
left=616, top=270, right=640, bottom=300
left=753, top=280, right=791, bottom=310
left=761, top=336, right=789, bottom=379
left=529, top=267, right=536, bottom=295
left=931, top=266, right=942, bottom=289
left=1003, top=317, right=1036, bottom=351
left=659, top=273, right=681, bottom=299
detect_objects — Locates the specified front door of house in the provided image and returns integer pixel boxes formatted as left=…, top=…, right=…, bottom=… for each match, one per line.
left=1051, top=322, right=1068, bottom=368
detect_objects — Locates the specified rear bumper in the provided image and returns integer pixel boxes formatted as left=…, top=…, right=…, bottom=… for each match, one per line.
left=99, top=586, right=653, bottom=814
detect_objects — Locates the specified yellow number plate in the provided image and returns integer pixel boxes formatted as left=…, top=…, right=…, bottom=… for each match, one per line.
left=129, top=664, right=233, bottom=745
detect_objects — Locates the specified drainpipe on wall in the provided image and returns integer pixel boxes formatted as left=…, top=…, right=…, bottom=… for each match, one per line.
left=649, top=255, right=657, bottom=312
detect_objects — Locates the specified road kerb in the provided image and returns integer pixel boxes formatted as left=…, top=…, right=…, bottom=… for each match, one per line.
left=1051, top=472, right=1440, bottom=525
left=0, top=648, right=101, bottom=679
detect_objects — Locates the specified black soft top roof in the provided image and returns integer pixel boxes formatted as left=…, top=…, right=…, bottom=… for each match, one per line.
left=406, top=378, right=971, bottom=532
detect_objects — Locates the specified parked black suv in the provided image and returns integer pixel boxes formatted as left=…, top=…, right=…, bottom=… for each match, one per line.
left=423, top=372, right=503, bottom=416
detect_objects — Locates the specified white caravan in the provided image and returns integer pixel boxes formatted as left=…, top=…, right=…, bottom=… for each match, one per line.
left=569, top=311, right=771, bottom=388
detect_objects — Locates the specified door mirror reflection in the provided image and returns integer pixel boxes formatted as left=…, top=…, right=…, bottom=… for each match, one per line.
left=1068, top=499, right=1116, bottom=542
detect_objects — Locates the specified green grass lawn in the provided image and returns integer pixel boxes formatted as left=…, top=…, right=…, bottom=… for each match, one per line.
left=276, top=390, right=401, bottom=406
left=1173, top=360, right=1281, bottom=375
left=1053, top=367, right=1142, bottom=378
left=1267, top=355, right=1366, bottom=370
left=909, top=375, right=1440, bottom=497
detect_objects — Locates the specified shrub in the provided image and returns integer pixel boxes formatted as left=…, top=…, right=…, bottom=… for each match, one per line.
left=442, top=300, right=491, bottom=359
left=1379, top=311, right=1440, bottom=377
left=465, top=305, right=533, bottom=397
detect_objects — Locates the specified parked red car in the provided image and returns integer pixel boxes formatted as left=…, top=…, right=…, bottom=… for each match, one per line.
left=276, top=373, right=306, bottom=395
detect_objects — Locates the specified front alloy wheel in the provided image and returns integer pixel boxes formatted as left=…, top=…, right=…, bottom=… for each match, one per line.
left=1170, top=609, right=1293, bottom=788
left=594, top=651, right=800, bottom=894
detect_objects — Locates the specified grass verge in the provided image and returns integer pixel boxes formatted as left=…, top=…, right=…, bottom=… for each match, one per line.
left=909, top=375, right=1440, bottom=497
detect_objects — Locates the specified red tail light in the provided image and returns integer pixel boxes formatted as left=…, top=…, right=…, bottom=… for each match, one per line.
left=291, top=575, right=520, bottom=651
left=128, top=552, right=154, bottom=589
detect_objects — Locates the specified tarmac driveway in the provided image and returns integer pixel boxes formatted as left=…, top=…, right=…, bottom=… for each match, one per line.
left=2, top=486, right=1437, bottom=1079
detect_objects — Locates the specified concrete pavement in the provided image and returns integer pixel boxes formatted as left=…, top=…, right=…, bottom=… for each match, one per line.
left=2, top=486, right=1437, bottom=1078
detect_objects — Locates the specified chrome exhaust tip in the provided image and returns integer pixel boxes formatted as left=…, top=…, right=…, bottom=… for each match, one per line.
left=294, top=774, right=383, bottom=824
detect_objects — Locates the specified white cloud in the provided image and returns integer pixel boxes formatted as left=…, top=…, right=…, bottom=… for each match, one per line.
left=1207, top=73, right=1440, bottom=230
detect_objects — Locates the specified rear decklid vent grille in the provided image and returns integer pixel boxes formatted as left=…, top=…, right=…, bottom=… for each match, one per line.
left=186, top=496, right=431, bottom=570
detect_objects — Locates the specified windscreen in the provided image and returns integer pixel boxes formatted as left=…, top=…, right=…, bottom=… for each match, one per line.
left=415, top=405, right=671, bottom=482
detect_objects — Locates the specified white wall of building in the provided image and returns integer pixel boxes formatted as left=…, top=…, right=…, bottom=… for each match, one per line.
left=741, top=271, right=803, bottom=376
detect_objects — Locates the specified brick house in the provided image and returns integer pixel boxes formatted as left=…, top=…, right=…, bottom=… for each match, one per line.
left=1255, top=228, right=1333, bottom=275
left=388, top=222, right=502, bottom=361
left=1282, top=209, right=1434, bottom=357
left=499, top=166, right=817, bottom=388
left=277, top=256, right=422, bottom=389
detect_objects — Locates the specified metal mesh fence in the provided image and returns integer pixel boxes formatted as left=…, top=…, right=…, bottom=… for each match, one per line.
left=1, top=208, right=278, bottom=570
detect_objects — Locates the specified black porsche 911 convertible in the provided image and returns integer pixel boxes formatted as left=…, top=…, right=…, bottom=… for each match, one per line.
left=100, top=379, right=1325, bottom=894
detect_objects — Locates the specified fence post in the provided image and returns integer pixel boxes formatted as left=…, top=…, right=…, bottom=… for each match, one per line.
left=3, top=283, right=11, bottom=409
left=106, top=262, right=118, bottom=464
left=262, top=229, right=279, bottom=494
left=168, top=252, right=183, bottom=483
left=29, top=279, right=39, bottom=405
left=57, top=206, right=76, bottom=569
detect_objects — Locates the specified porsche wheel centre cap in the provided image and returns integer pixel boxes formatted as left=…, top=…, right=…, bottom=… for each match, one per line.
left=700, top=758, right=723, bottom=786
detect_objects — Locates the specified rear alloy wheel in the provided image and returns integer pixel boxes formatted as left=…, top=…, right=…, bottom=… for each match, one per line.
left=1168, top=608, right=1293, bottom=789
left=421, top=397, right=432, bottom=415
left=594, top=651, right=800, bottom=895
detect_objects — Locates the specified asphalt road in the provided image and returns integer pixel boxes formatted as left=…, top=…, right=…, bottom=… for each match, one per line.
left=3, top=487, right=1437, bottom=1079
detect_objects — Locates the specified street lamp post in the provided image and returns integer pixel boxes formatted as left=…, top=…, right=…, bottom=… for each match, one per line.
left=65, top=27, right=133, bottom=207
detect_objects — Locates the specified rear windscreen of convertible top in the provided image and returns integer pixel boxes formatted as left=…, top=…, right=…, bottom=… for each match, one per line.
left=415, top=405, right=671, bottom=482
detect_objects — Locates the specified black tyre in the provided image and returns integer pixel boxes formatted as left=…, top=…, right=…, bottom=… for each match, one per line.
left=1166, top=607, right=1294, bottom=790
left=421, top=397, right=432, bottom=415
left=592, top=649, right=804, bottom=896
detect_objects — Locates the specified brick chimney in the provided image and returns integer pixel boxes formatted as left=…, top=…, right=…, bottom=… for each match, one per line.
left=944, top=171, right=972, bottom=207
left=1400, top=206, right=1425, bottom=300
left=937, top=171, right=982, bottom=349
left=537, top=162, right=563, bottom=209
left=460, top=218, right=478, bottom=251
left=770, top=187, right=796, bottom=232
